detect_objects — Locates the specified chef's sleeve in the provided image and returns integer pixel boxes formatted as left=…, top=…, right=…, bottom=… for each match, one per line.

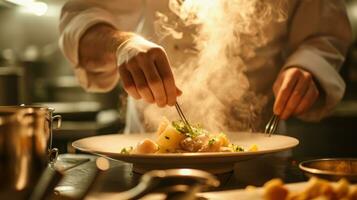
left=59, top=0, right=138, bottom=92
left=283, top=0, right=353, bottom=121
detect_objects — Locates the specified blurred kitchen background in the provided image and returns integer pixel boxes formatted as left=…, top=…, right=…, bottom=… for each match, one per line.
left=0, top=0, right=356, bottom=157
left=0, top=0, right=126, bottom=153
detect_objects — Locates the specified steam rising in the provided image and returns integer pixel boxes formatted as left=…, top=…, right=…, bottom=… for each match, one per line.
left=141, top=0, right=287, bottom=132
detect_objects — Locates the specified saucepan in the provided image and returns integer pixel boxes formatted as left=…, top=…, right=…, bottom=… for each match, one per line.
left=0, top=106, right=61, bottom=199
left=21, top=105, right=62, bottom=162
left=3, top=105, right=62, bottom=162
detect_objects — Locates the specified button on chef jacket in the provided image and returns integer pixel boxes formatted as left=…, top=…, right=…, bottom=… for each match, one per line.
left=59, top=0, right=352, bottom=133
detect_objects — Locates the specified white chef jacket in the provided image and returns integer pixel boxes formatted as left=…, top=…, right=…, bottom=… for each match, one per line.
left=59, top=0, right=352, bottom=133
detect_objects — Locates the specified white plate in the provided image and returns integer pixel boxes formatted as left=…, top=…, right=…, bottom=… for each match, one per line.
left=72, top=132, right=299, bottom=174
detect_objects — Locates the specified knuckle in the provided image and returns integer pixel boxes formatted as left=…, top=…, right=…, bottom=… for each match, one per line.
left=136, top=52, right=150, bottom=62
left=154, top=91, right=165, bottom=99
left=136, top=84, right=148, bottom=92
left=294, top=70, right=303, bottom=78
left=148, top=47, right=164, bottom=57
left=123, top=82, right=134, bottom=90
left=126, top=59, right=137, bottom=70
left=161, top=75, right=174, bottom=85
left=280, top=87, right=290, bottom=94
left=156, top=98, right=167, bottom=106
left=136, top=52, right=146, bottom=59
left=148, top=77, right=161, bottom=86
left=304, top=72, right=312, bottom=80
left=285, top=104, right=295, bottom=113
left=289, top=68, right=299, bottom=75
left=146, top=97, right=155, bottom=103
left=157, top=96, right=166, bottom=103
left=292, top=89, right=302, bottom=98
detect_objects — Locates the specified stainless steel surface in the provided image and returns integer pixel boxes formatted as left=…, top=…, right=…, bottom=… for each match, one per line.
left=264, top=114, right=280, bottom=136
left=175, top=102, right=193, bottom=133
left=299, top=158, right=357, bottom=182
left=0, top=107, right=48, bottom=199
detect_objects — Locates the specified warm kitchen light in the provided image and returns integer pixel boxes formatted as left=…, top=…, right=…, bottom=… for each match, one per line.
left=6, top=0, right=48, bottom=16
left=6, top=0, right=34, bottom=6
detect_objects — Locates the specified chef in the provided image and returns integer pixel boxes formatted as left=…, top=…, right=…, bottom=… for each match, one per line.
left=59, top=0, right=352, bottom=133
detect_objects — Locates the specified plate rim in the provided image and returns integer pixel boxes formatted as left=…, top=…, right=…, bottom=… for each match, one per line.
left=72, top=133, right=299, bottom=159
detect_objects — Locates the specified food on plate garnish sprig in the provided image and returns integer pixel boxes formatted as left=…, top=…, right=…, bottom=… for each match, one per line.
left=120, top=118, right=258, bottom=154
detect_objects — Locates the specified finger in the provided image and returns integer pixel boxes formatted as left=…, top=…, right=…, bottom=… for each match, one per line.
left=273, top=72, right=299, bottom=115
left=273, top=74, right=283, bottom=97
left=294, top=82, right=319, bottom=115
left=126, top=59, right=154, bottom=103
left=136, top=54, right=167, bottom=107
left=280, top=77, right=310, bottom=120
left=118, top=65, right=141, bottom=99
left=150, top=49, right=178, bottom=106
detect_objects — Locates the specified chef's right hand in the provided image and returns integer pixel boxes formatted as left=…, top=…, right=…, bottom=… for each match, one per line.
left=117, top=35, right=182, bottom=107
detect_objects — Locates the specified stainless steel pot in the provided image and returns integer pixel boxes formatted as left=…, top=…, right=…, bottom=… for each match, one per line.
left=12, top=105, right=62, bottom=162
left=0, top=106, right=62, bottom=199
left=0, top=107, right=45, bottom=198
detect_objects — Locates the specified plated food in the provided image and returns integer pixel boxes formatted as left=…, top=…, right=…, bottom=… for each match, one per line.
left=121, top=119, right=258, bottom=154
left=263, top=177, right=357, bottom=200
left=73, top=130, right=298, bottom=173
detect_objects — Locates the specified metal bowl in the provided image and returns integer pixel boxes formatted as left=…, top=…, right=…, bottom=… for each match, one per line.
left=299, top=158, right=357, bottom=182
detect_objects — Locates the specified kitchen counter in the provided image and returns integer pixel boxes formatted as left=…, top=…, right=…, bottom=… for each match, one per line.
left=54, top=153, right=308, bottom=199
left=51, top=97, right=357, bottom=199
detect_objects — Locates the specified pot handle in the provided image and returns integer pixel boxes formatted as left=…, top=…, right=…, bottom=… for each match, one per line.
left=52, top=115, right=62, bottom=129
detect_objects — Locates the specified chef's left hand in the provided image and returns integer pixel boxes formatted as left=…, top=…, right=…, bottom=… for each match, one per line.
left=273, top=67, right=320, bottom=120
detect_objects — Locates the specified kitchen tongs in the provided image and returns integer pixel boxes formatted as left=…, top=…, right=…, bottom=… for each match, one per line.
left=175, top=102, right=193, bottom=133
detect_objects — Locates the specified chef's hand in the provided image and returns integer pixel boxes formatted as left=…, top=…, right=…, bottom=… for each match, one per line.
left=273, top=67, right=320, bottom=120
left=117, top=35, right=182, bottom=107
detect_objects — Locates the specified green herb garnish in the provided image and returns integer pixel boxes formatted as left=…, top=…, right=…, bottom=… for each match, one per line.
left=172, top=120, right=209, bottom=138
left=172, top=120, right=190, bottom=134
left=231, top=144, right=244, bottom=152
left=120, top=146, right=133, bottom=154
left=208, top=138, right=216, bottom=145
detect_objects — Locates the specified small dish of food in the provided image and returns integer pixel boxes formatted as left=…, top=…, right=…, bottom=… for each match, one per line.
left=73, top=118, right=299, bottom=174
left=299, top=158, right=357, bottom=182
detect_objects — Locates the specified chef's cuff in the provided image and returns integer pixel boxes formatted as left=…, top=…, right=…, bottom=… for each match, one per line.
left=116, top=35, right=161, bottom=66
left=282, top=47, right=346, bottom=121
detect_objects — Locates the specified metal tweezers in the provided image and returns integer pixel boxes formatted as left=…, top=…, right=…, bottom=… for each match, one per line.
left=264, top=114, right=280, bottom=136
left=175, top=102, right=193, bottom=133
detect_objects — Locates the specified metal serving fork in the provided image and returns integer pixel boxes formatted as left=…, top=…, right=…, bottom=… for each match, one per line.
left=264, top=114, right=280, bottom=136
left=175, top=102, right=193, bottom=133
